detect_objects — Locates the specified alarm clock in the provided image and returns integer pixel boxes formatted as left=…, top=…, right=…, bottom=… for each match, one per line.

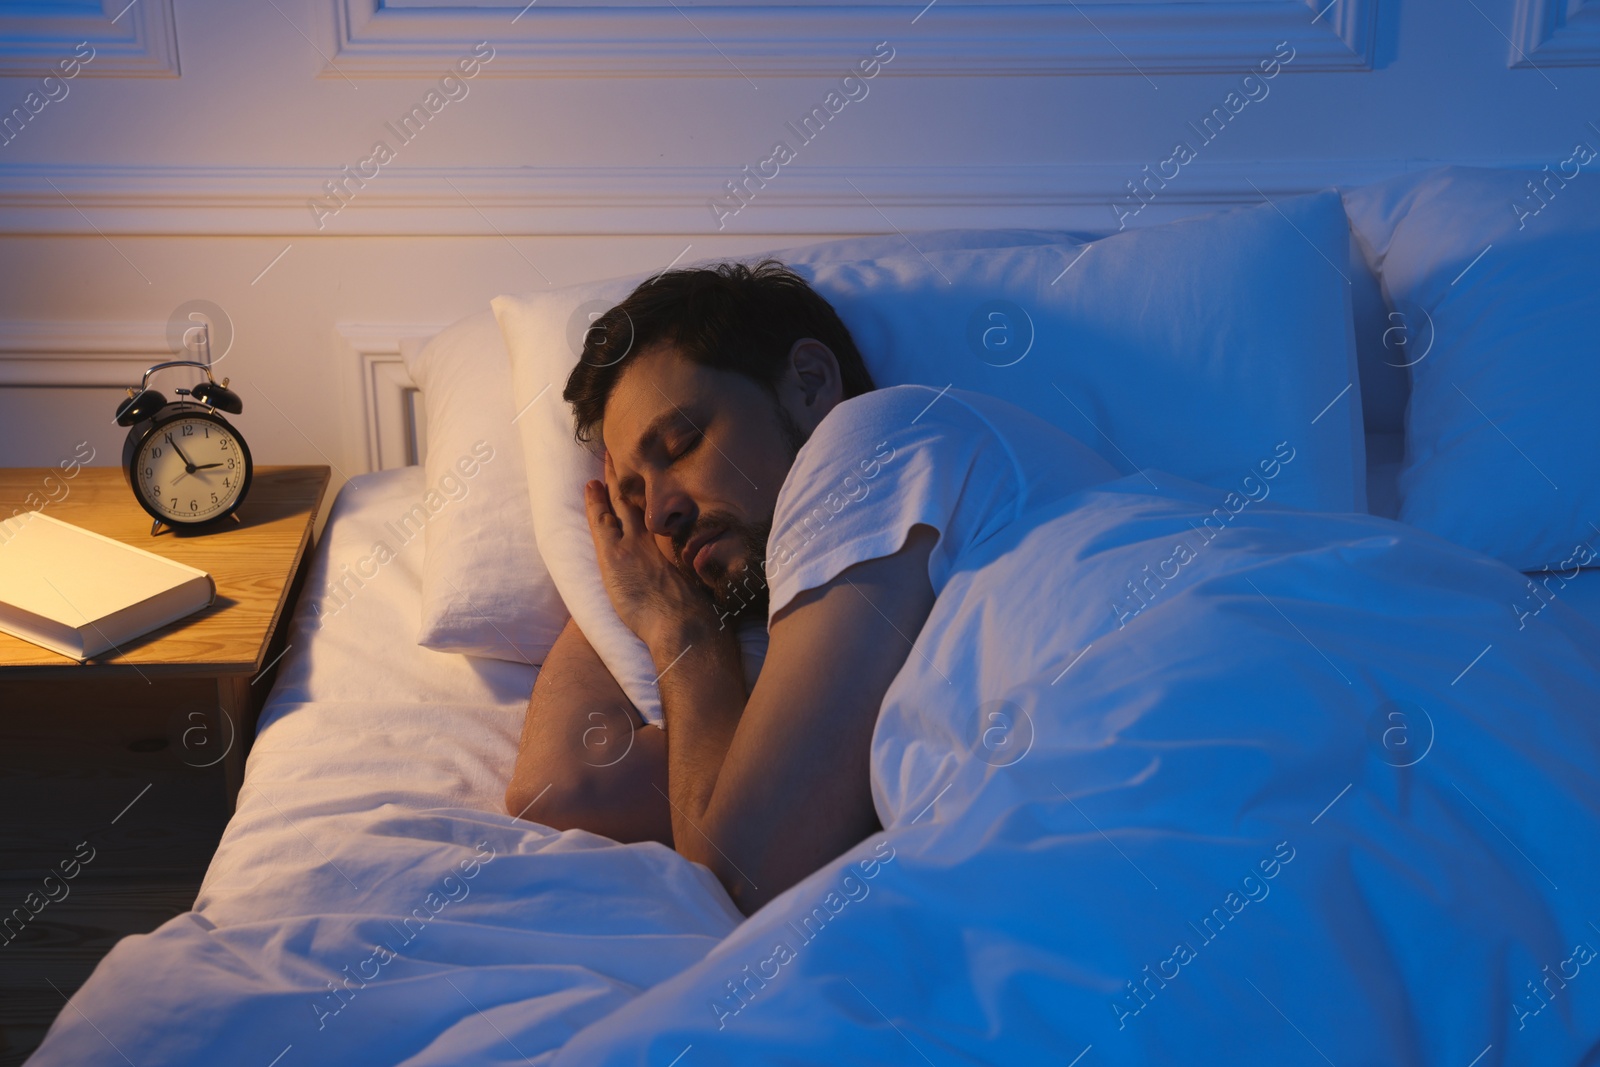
left=115, top=358, right=252, bottom=535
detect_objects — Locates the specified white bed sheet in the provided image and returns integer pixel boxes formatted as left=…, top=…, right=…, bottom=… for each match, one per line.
left=31, top=467, right=743, bottom=1067
left=552, top=470, right=1600, bottom=1065
left=34, top=464, right=1600, bottom=1066
left=201, top=465, right=542, bottom=912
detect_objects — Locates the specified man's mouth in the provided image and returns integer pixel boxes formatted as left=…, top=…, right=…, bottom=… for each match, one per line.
left=684, top=528, right=726, bottom=580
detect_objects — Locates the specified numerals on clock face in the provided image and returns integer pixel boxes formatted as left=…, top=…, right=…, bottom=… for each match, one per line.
left=136, top=418, right=245, bottom=521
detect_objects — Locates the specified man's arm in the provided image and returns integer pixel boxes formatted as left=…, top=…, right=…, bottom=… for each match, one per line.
left=647, top=525, right=938, bottom=914
left=584, top=455, right=939, bottom=913
left=505, top=615, right=672, bottom=847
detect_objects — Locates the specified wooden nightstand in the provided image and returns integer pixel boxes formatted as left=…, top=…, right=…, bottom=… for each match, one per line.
left=0, top=465, right=329, bottom=1065
left=0, top=465, right=330, bottom=805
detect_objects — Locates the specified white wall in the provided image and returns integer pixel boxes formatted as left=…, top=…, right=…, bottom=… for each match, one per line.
left=1, top=0, right=1595, bottom=491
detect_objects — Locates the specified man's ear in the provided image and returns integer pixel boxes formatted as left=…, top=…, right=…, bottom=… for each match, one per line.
left=786, top=338, right=844, bottom=420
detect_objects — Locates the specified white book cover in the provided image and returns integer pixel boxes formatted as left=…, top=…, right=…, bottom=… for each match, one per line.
left=0, top=511, right=215, bottom=661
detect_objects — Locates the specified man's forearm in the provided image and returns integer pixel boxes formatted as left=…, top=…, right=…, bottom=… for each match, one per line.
left=647, top=618, right=749, bottom=877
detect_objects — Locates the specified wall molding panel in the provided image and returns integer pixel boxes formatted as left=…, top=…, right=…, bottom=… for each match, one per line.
left=0, top=0, right=181, bottom=78
left=1511, top=0, right=1600, bottom=67
left=334, top=325, right=431, bottom=474
left=0, top=158, right=1519, bottom=237
left=0, top=320, right=168, bottom=388
left=0, top=320, right=168, bottom=468
left=0, top=0, right=1590, bottom=482
left=325, top=0, right=1377, bottom=78
left=0, top=320, right=429, bottom=476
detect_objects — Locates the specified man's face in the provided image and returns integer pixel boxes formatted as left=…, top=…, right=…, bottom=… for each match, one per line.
left=600, top=342, right=810, bottom=626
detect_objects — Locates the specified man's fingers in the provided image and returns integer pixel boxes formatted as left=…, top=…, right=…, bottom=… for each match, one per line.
left=584, top=479, right=620, bottom=542
left=602, top=455, right=644, bottom=537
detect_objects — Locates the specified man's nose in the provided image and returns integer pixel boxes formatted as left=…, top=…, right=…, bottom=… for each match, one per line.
left=644, top=480, right=692, bottom=540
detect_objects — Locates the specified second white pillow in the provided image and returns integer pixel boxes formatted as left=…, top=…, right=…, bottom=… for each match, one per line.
left=404, top=308, right=568, bottom=665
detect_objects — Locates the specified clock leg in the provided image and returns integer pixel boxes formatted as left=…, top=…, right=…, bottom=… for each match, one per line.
left=215, top=674, right=253, bottom=813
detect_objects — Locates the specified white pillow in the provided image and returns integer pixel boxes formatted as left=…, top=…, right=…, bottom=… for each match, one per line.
left=495, top=279, right=659, bottom=718
left=497, top=199, right=1365, bottom=724
left=402, top=308, right=567, bottom=664
left=1342, top=164, right=1600, bottom=570
left=794, top=190, right=1364, bottom=515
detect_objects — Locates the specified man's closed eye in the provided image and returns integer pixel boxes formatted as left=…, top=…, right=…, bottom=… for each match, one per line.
left=667, top=433, right=702, bottom=466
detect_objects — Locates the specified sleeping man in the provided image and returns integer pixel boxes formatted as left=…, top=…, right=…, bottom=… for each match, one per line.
left=500, top=258, right=1600, bottom=1062
left=503, top=258, right=1119, bottom=914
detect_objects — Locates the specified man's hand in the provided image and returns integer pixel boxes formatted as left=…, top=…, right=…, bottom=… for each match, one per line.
left=584, top=451, right=724, bottom=654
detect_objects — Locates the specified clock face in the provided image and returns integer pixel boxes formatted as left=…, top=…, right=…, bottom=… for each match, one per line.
left=134, top=415, right=250, bottom=523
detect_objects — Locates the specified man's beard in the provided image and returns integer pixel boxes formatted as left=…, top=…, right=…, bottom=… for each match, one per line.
left=679, top=514, right=772, bottom=627
left=671, top=400, right=806, bottom=628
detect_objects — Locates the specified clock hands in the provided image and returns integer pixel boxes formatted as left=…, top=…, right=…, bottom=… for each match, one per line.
left=164, top=432, right=222, bottom=481
left=166, top=432, right=197, bottom=472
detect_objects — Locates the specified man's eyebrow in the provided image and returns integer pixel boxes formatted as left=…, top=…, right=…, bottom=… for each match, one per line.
left=634, top=409, right=684, bottom=460
left=616, top=408, right=690, bottom=498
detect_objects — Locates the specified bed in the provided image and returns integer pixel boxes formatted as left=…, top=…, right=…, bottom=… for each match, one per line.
left=30, top=165, right=1600, bottom=1065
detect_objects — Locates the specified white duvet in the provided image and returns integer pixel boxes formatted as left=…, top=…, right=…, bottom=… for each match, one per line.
left=32, top=468, right=1600, bottom=1066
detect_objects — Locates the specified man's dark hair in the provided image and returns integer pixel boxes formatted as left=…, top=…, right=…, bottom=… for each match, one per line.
left=563, top=259, right=875, bottom=444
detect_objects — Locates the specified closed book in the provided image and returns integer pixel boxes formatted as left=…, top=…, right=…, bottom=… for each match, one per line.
left=0, top=511, right=215, bottom=661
